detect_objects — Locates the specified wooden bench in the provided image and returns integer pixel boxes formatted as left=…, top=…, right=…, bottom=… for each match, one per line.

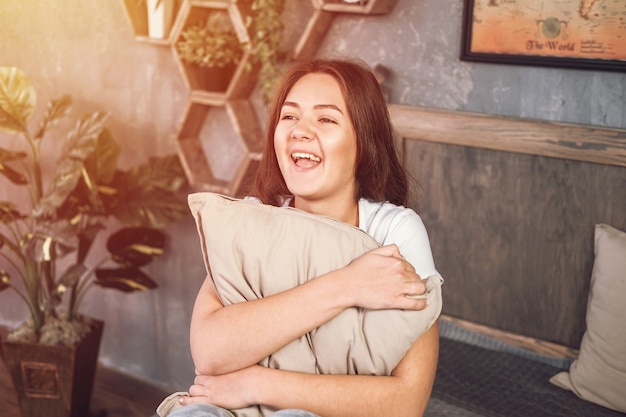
left=390, top=105, right=626, bottom=416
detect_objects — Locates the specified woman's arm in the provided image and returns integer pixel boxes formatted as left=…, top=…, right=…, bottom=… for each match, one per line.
left=186, top=321, right=440, bottom=417
left=190, top=244, right=428, bottom=376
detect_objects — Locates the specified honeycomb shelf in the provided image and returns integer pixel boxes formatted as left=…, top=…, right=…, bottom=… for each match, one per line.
left=311, top=0, right=398, bottom=15
left=170, top=0, right=258, bottom=103
left=292, top=8, right=336, bottom=60
left=123, top=0, right=400, bottom=196
left=175, top=98, right=264, bottom=195
left=121, top=0, right=183, bottom=45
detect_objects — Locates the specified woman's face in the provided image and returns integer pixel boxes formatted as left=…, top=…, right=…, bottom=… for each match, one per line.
left=274, top=73, right=358, bottom=210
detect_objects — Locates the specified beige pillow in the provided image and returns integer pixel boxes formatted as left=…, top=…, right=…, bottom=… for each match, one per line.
left=188, top=192, right=443, bottom=376
left=550, top=224, right=626, bottom=412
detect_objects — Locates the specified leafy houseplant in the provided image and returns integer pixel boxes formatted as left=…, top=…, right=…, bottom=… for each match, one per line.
left=176, top=11, right=245, bottom=70
left=175, top=0, right=286, bottom=101
left=0, top=66, right=188, bottom=346
left=247, top=0, right=287, bottom=102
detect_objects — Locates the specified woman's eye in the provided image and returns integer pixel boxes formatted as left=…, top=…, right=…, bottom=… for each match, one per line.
left=319, top=117, right=337, bottom=124
left=280, top=114, right=296, bottom=120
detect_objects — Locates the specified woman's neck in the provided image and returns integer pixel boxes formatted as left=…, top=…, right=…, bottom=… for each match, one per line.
left=294, top=196, right=359, bottom=226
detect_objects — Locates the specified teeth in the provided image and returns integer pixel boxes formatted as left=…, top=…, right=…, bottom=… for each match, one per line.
left=292, top=152, right=321, bottom=162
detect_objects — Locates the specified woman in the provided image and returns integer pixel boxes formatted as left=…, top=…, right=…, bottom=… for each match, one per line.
left=170, top=58, right=441, bottom=417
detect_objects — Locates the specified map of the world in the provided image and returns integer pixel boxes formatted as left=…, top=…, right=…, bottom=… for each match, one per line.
left=468, top=0, right=626, bottom=61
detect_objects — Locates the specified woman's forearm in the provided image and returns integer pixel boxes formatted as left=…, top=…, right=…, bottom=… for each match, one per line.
left=191, top=245, right=429, bottom=376
left=252, top=323, right=439, bottom=417
left=190, top=269, right=352, bottom=375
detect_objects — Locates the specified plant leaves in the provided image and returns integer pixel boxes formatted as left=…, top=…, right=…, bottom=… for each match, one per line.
left=57, top=263, right=88, bottom=290
left=57, top=128, right=121, bottom=221
left=22, top=219, right=79, bottom=262
left=106, top=226, right=165, bottom=267
left=34, top=111, right=109, bottom=216
left=94, top=267, right=158, bottom=293
left=61, top=111, right=109, bottom=161
left=107, top=155, right=188, bottom=228
left=0, top=269, right=10, bottom=292
left=0, top=147, right=28, bottom=184
left=75, top=219, right=106, bottom=263
left=33, top=94, right=72, bottom=140
left=0, top=67, right=36, bottom=133
left=0, top=200, right=24, bottom=224
left=127, top=154, right=187, bottom=192
left=83, top=127, right=121, bottom=185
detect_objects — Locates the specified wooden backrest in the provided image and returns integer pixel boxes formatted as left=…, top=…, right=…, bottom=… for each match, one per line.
left=391, top=105, right=626, bottom=348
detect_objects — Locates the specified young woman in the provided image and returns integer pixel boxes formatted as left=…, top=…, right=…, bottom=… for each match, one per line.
left=170, top=58, right=441, bottom=417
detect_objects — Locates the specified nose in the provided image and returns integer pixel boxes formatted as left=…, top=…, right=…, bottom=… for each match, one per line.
left=291, top=117, right=314, bottom=141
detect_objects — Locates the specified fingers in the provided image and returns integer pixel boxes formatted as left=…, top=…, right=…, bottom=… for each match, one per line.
left=403, top=278, right=427, bottom=299
left=370, top=244, right=403, bottom=259
left=398, top=296, right=429, bottom=311
left=347, top=245, right=430, bottom=311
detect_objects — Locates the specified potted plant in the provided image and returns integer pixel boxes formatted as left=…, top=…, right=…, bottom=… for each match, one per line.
left=175, top=0, right=286, bottom=100
left=175, top=9, right=246, bottom=93
left=0, top=66, right=188, bottom=417
left=248, top=0, right=287, bottom=103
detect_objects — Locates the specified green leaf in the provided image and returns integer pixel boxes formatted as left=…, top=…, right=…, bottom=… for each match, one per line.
left=0, top=146, right=27, bottom=162
left=55, top=131, right=119, bottom=226
left=0, top=67, right=36, bottom=133
left=22, top=219, right=79, bottom=262
left=33, top=94, right=72, bottom=140
left=108, top=155, right=188, bottom=228
left=94, top=267, right=158, bottom=293
left=0, top=201, right=24, bottom=224
left=0, top=269, right=10, bottom=291
left=83, top=127, right=121, bottom=185
left=115, top=186, right=188, bottom=228
left=130, top=154, right=187, bottom=192
left=75, top=220, right=106, bottom=263
left=56, top=128, right=121, bottom=222
left=106, top=226, right=166, bottom=267
left=0, top=147, right=28, bottom=184
left=35, top=111, right=109, bottom=216
left=61, top=111, right=109, bottom=161
left=57, top=263, right=88, bottom=289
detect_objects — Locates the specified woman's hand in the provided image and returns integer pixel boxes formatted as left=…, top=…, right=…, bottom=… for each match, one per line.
left=342, top=244, right=428, bottom=311
left=180, top=365, right=264, bottom=410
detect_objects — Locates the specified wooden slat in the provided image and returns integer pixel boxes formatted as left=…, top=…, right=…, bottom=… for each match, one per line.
left=440, top=315, right=579, bottom=360
left=389, top=104, right=626, bottom=167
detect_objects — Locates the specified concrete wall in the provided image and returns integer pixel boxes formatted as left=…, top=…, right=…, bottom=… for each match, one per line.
left=0, top=0, right=624, bottom=392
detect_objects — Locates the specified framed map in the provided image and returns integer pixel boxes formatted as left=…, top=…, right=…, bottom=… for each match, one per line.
left=461, top=0, right=626, bottom=72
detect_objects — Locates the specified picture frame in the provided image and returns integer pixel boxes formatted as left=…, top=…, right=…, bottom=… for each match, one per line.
left=461, top=0, right=626, bottom=72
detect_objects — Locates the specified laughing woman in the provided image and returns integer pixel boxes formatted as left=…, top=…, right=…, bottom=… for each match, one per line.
left=163, top=58, right=442, bottom=417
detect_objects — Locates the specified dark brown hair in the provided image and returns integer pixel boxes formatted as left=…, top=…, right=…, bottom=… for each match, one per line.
left=251, top=58, right=408, bottom=207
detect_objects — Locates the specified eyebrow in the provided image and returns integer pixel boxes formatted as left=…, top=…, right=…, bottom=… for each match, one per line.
left=282, top=101, right=344, bottom=114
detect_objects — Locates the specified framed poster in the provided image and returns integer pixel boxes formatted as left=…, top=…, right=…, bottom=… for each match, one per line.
left=461, top=0, right=626, bottom=72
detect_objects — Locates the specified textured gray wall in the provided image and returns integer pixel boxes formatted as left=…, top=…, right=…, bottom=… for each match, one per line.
left=0, top=0, right=624, bottom=392
left=318, top=0, right=625, bottom=128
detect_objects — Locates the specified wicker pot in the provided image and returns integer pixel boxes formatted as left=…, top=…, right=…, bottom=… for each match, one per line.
left=0, top=320, right=104, bottom=417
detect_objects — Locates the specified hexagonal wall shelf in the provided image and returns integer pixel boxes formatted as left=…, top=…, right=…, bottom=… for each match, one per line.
left=292, top=8, right=336, bottom=60
left=311, top=0, right=398, bottom=15
left=170, top=0, right=259, bottom=105
left=176, top=98, right=264, bottom=196
left=123, top=0, right=399, bottom=195
left=121, top=0, right=183, bottom=45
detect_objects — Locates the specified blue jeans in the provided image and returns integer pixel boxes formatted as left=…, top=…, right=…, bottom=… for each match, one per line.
left=168, top=404, right=320, bottom=417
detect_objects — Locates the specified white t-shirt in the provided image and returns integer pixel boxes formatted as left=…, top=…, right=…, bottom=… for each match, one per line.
left=358, top=198, right=440, bottom=279
left=246, top=196, right=440, bottom=280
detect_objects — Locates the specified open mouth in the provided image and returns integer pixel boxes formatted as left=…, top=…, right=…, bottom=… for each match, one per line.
left=292, top=152, right=321, bottom=168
